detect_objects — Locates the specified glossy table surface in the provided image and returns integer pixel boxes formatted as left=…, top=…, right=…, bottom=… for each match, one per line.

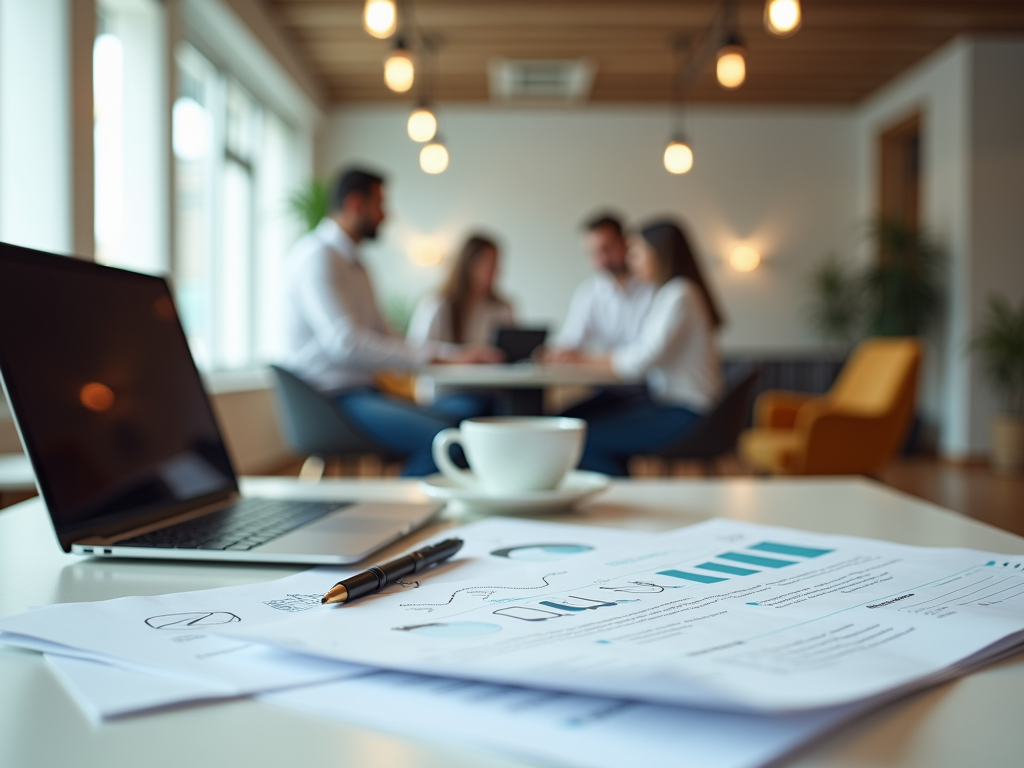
left=418, top=362, right=626, bottom=388
left=2, top=476, right=1023, bottom=768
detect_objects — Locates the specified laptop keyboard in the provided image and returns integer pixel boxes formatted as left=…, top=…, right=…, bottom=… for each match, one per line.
left=116, top=498, right=347, bottom=551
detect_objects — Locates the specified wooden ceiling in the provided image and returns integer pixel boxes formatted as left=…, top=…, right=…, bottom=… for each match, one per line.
left=265, top=1, right=1024, bottom=104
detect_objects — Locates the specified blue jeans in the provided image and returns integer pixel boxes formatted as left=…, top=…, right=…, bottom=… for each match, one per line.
left=564, top=390, right=702, bottom=476
left=334, top=388, right=458, bottom=476
left=430, top=393, right=497, bottom=421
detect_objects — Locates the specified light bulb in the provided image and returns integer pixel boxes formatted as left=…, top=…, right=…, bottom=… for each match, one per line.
left=730, top=245, right=761, bottom=272
left=363, top=0, right=396, bottom=39
left=407, top=106, right=438, bottom=142
left=384, top=48, right=415, bottom=93
left=663, top=140, right=694, bottom=174
left=420, top=141, right=449, bottom=174
left=764, top=0, right=801, bottom=37
left=716, top=46, right=746, bottom=89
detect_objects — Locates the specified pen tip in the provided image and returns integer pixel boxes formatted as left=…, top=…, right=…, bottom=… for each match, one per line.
left=321, top=584, right=349, bottom=605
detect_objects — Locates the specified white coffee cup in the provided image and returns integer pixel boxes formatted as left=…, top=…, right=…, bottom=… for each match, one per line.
left=432, top=417, right=586, bottom=494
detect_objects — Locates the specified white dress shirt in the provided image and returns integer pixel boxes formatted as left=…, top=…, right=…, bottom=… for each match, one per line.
left=281, top=218, right=455, bottom=392
left=555, top=272, right=655, bottom=353
left=406, top=295, right=515, bottom=346
left=611, top=277, right=722, bottom=411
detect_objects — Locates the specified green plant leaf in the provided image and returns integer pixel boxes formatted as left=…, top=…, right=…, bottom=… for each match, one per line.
left=972, top=293, right=1024, bottom=415
left=287, top=178, right=329, bottom=232
left=865, top=218, right=943, bottom=337
left=806, top=252, right=864, bottom=347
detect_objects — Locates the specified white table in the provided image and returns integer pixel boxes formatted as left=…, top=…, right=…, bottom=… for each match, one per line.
left=418, top=362, right=628, bottom=414
left=419, top=363, right=625, bottom=389
left=2, top=477, right=1023, bottom=768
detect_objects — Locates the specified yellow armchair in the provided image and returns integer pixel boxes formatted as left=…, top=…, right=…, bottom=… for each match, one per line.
left=739, top=337, right=922, bottom=475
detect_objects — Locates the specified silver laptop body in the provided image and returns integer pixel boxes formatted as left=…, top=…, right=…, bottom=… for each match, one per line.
left=0, top=241, right=440, bottom=565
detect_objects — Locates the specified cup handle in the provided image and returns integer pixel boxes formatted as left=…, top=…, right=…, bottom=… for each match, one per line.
left=432, top=428, right=477, bottom=488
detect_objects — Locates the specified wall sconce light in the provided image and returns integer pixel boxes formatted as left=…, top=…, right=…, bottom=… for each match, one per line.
left=764, top=0, right=802, bottom=37
left=420, top=138, right=449, bottom=174
left=384, top=38, right=415, bottom=93
left=729, top=245, right=761, bottom=272
left=363, top=0, right=397, bottom=39
left=408, top=239, right=445, bottom=266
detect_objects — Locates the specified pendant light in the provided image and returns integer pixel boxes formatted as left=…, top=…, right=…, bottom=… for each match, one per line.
left=363, top=0, right=397, bottom=39
left=420, top=138, right=449, bottom=174
left=764, top=0, right=801, bottom=37
left=663, top=138, right=694, bottom=175
left=407, top=35, right=438, bottom=143
left=716, top=33, right=747, bottom=90
left=663, top=36, right=694, bottom=175
left=407, top=105, right=437, bottom=142
left=384, top=37, right=414, bottom=93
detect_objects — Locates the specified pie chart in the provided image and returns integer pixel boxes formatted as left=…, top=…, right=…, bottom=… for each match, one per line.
left=490, top=544, right=594, bottom=561
left=145, top=611, right=241, bottom=630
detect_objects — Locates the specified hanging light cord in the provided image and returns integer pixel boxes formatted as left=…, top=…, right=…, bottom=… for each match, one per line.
left=677, top=0, right=738, bottom=87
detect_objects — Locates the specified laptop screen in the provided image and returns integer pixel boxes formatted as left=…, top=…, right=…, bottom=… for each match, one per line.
left=0, top=243, right=237, bottom=547
left=494, top=328, right=548, bottom=364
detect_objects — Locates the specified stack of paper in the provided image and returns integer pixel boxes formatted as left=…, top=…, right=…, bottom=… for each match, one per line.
left=4, top=517, right=1024, bottom=768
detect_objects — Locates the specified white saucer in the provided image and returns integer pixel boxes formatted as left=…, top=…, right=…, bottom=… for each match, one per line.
left=418, top=471, right=611, bottom=515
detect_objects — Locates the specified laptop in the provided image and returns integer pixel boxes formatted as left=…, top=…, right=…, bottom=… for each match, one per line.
left=494, top=327, right=548, bottom=363
left=0, top=242, right=441, bottom=564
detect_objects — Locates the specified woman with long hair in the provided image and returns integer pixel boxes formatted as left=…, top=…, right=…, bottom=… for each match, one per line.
left=563, top=218, right=724, bottom=475
left=408, top=233, right=515, bottom=417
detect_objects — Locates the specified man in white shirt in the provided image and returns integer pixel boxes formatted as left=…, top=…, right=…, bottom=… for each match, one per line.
left=281, top=168, right=499, bottom=475
left=548, top=213, right=655, bottom=358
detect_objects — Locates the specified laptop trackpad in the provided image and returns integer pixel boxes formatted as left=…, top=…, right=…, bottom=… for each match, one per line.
left=256, top=504, right=426, bottom=559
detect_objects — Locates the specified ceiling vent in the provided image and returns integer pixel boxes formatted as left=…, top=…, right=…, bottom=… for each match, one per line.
left=488, top=59, right=596, bottom=105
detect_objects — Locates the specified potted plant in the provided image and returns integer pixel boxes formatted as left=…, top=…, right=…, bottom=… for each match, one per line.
left=808, top=219, right=943, bottom=345
left=807, top=252, right=863, bottom=351
left=865, top=218, right=943, bottom=337
left=972, top=294, right=1024, bottom=474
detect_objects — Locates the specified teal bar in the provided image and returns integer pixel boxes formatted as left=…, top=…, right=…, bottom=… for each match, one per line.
left=696, top=561, right=759, bottom=576
left=718, top=552, right=796, bottom=568
left=751, top=542, right=834, bottom=558
left=658, top=569, right=727, bottom=584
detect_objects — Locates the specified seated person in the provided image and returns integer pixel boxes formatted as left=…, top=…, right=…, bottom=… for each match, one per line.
left=407, top=234, right=514, bottom=419
left=545, top=212, right=655, bottom=360
left=280, top=167, right=500, bottom=476
left=560, top=219, right=725, bottom=476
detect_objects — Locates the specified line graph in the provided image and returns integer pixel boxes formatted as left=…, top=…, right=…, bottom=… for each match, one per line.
left=398, top=572, right=567, bottom=610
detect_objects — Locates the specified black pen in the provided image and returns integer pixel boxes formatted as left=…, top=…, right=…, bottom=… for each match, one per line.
left=321, top=538, right=464, bottom=605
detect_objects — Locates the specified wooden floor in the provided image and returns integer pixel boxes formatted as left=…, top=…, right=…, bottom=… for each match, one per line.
left=875, top=459, right=1024, bottom=537
left=3, top=456, right=1022, bottom=537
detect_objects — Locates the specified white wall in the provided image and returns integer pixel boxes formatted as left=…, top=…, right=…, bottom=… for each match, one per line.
left=323, top=106, right=860, bottom=354
left=857, top=38, right=972, bottom=455
left=967, top=39, right=1024, bottom=450
left=858, top=35, right=1024, bottom=458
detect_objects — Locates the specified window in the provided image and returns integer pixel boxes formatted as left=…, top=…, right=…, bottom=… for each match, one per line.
left=92, top=5, right=307, bottom=375
left=173, top=44, right=301, bottom=371
left=93, top=0, right=167, bottom=273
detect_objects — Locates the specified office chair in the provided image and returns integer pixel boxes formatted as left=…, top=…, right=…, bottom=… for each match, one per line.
left=651, top=367, right=761, bottom=475
left=268, top=365, right=406, bottom=481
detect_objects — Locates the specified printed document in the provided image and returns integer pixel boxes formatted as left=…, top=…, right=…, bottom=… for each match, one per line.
left=262, top=671, right=864, bottom=768
left=223, top=519, right=1024, bottom=713
left=1, top=518, right=650, bottom=716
